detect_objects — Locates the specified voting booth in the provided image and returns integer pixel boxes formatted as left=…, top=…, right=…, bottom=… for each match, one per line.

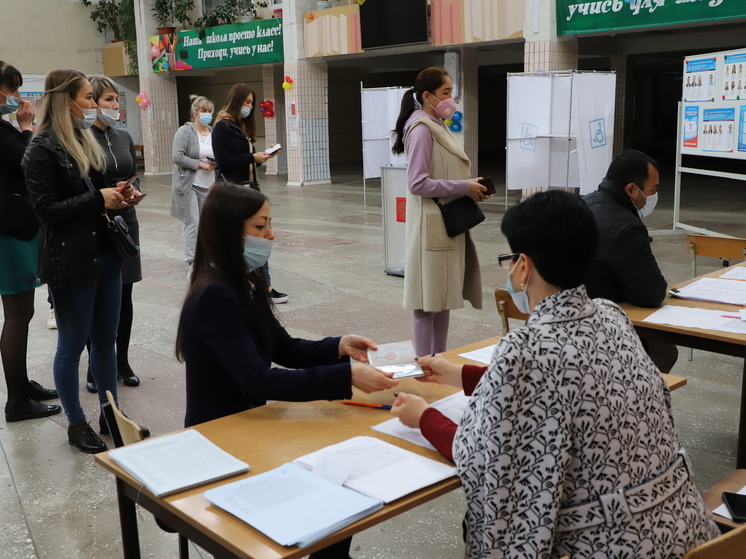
left=675, top=47, right=746, bottom=236
left=506, top=71, right=616, bottom=198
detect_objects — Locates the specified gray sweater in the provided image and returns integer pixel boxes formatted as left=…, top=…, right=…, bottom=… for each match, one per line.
left=170, top=122, right=212, bottom=223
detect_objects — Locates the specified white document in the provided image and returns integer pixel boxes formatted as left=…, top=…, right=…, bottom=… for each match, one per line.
left=713, top=483, right=746, bottom=520
left=721, top=268, right=746, bottom=281
left=108, top=430, right=249, bottom=497
left=372, top=391, right=470, bottom=450
left=265, top=143, right=282, bottom=155
left=458, top=344, right=497, bottom=365
left=642, top=305, right=746, bottom=335
left=294, top=436, right=455, bottom=504
left=205, top=463, right=383, bottom=548
left=670, top=277, right=746, bottom=305
left=368, top=341, right=424, bottom=379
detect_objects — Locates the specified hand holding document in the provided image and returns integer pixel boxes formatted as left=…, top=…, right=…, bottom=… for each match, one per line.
left=368, top=341, right=424, bottom=379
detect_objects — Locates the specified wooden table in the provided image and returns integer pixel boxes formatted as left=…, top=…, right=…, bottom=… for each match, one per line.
left=702, top=469, right=746, bottom=532
left=442, top=337, right=689, bottom=392
left=95, top=379, right=460, bottom=559
left=620, top=262, right=746, bottom=468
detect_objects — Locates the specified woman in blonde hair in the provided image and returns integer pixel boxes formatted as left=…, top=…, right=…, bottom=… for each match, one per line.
left=23, top=69, right=146, bottom=453
left=171, top=94, right=216, bottom=271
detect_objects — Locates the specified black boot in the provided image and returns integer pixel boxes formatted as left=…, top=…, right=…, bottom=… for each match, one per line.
left=5, top=399, right=61, bottom=422
left=68, top=423, right=107, bottom=453
left=86, top=368, right=97, bottom=393
left=27, top=380, right=59, bottom=400
left=99, top=411, right=150, bottom=438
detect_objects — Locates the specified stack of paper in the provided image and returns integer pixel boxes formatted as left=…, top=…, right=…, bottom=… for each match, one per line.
left=457, top=344, right=497, bottom=365
left=108, top=430, right=249, bottom=497
left=643, top=305, right=746, bottom=335
left=670, top=277, right=746, bottom=305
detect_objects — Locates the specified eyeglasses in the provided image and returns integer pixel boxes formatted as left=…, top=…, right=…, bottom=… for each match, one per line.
left=498, top=253, right=520, bottom=268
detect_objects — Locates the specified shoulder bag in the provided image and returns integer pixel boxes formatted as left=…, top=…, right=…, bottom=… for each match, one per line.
left=84, top=177, right=139, bottom=261
left=433, top=196, right=485, bottom=237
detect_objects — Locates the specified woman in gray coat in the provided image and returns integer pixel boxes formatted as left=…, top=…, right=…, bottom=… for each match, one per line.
left=171, top=95, right=216, bottom=272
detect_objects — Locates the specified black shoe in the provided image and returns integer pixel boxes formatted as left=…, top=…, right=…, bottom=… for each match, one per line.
left=99, top=411, right=150, bottom=438
left=269, top=288, right=288, bottom=304
left=118, top=369, right=140, bottom=387
left=27, top=380, right=58, bottom=400
left=5, top=399, right=62, bottom=422
left=86, top=369, right=97, bottom=393
left=68, top=423, right=107, bottom=453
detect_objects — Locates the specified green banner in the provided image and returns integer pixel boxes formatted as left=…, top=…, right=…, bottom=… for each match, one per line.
left=172, top=19, right=283, bottom=71
left=557, top=0, right=746, bottom=36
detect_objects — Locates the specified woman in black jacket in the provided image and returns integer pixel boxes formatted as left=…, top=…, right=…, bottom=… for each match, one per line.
left=0, top=61, right=61, bottom=422
left=211, top=83, right=287, bottom=304
left=23, top=69, right=144, bottom=454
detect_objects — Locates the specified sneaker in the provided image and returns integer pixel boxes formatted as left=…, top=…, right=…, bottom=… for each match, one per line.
left=47, top=309, right=57, bottom=329
left=269, top=289, right=288, bottom=304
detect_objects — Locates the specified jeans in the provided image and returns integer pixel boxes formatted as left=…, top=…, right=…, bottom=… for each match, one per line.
left=183, top=185, right=210, bottom=264
left=49, top=251, right=122, bottom=426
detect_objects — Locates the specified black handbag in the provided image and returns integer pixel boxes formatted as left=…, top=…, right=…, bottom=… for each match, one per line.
left=84, top=177, right=139, bottom=261
left=434, top=196, right=485, bottom=237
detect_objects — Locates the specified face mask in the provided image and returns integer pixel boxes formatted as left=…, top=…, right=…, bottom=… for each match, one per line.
left=506, top=263, right=531, bottom=315
left=72, top=101, right=97, bottom=129
left=97, top=108, right=120, bottom=125
left=198, top=112, right=213, bottom=126
left=635, top=186, right=658, bottom=219
left=426, top=94, right=457, bottom=120
left=0, top=94, right=21, bottom=115
left=240, top=106, right=252, bottom=119
left=243, top=235, right=273, bottom=271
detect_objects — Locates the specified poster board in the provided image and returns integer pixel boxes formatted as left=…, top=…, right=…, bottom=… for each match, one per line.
left=361, top=86, right=407, bottom=179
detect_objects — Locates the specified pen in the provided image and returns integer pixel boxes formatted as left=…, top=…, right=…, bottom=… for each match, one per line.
left=721, top=315, right=742, bottom=319
left=341, top=401, right=392, bottom=410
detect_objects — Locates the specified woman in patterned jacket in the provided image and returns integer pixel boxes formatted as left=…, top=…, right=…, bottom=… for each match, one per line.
left=391, top=190, right=719, bottom=559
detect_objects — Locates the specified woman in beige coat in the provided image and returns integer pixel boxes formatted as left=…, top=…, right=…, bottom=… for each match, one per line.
left=392, top=67, right=489, bottom=356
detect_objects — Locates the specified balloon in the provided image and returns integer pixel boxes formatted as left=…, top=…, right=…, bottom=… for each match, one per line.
left=150, top=45, right=160, bottom=58
left=282, top=81, right=291, bottom=90
left=135, top=96, right=143, bottom=103
left=265, top=100, right=274, bottom=109
left=138, top=102, right=146, bottom=109
left=449, top=122, right=462, bottom=133
left=286, top=77, right=293, bottom=84
left=260, top=106, right=266, bottom=114
left=265, top=110, right=274, bottom=118
left=444, top=118, right=453, bottom=127
left=452, top=111, right=463, bottom=122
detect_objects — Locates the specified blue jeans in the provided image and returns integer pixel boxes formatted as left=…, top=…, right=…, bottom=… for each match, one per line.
left=49, top=251, right=122, bottom=426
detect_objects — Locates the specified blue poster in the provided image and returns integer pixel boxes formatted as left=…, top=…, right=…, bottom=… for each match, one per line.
left=702, top=107, right=736, bottom=153
left=683, top=106, right=699, bottom=148
left=739, top=107, right=746, bottom=153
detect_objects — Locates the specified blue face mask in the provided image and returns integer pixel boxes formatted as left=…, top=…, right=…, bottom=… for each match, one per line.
left=198, top=112, right=213, bottom=126
left=0, top=94, right=21, bottom=115
left=242, top=235, right=273, bottom=271
left=506, top=263, right=531, bottom=315
left=240, top=106, right=252, bottom=118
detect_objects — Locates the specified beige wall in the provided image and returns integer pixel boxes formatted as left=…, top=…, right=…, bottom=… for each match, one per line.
left=0, top=0, right=103, bottom=75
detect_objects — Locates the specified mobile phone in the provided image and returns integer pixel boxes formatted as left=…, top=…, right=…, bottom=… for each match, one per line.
left=118, top=174, right=139, bottom=192
left=127, top=192, right=147, bottom=204
left=722, top=492, right=746, bottom=522
left=265, top=143, right=282, bottom=155
left=478, top=177, right=496, bottom=196
left=206, top=156, right=217, bottom=164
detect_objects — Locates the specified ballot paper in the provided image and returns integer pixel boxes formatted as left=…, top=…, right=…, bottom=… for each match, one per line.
left=669, top=277, right=746, bottom=306
left=108, top=430, right=249, bottom=497
left=720, top=268, right=746, bottom=281
left=457, top=344, right=498, bottom=365
left=368, top=341, right=424, bottom=379
left=713, top=484, right=746, bottom=520
left=642, top=305, right=746, bottom=335
left=372, top=391, right=471, bottom=450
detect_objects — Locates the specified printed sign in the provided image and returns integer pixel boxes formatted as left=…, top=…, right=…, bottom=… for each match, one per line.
left=589, top=118, right=607, bottom=149
left=557, top=0, right=746, bottom=36
left=683, top=58, right=716, bottom=102
left=702, top=107, right=735, bottom=153
left=683, top=106, right=699, bottom=148
left=739, top=106, right=746, bottom=153
left=520, top=123, right=538, bottom=152
left=722, top=52, right=746, bottom=101
left=396, top=197, right=407, bottom=223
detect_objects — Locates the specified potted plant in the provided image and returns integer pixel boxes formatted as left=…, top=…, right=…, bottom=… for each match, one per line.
left=152, top=0, right=195, bottom=34
left=195, top=0, right=267, bottom=38
left=80, top=0, right=123, bottom=41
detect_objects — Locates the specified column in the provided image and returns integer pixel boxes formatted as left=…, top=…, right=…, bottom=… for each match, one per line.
left=262, top=64, right=288, bottom=175
left=134, top=0, right=179, bottom=175
left=450, top=47, right=479, bottom=173
left=610, top=55, right=627, bottom=156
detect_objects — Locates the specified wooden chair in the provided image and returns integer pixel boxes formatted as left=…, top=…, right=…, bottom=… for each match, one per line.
left=133, top=144, right=145, bottom=170
left=494, top=288, right=530, bottom=334
left=682, top=524, right=746, bottom=558
left=102, top=391, right=189, bottom=559
left=687, top=234, right=746, bottom=277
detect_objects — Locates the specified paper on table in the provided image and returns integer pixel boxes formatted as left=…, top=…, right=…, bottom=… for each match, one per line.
left=643, top=305, right=746, bottom=334
left=367, top=341, right=424, bottom=379
left=713, top=483, right=746, bottom=520
left=294, top=436, right=455, bottom=503
left=204, top=463, right=383, bottom=548
left=670, top=277, right=746, bottom=305
left=720, top=268, right=746, bottom=281
left=457, top=344, right=497, bottom=365
left=372, top=392, right=470, bottom=450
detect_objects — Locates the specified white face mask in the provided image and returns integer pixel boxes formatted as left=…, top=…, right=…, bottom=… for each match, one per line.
left=241, top=106, right=252, bottom=118
left=97, top=108, right=120, bottom=125
left=506, top=261, right=531, bottom=315
left=635, top=185, right=658, bottom=219
left=72, top=101, right=97, bottom=129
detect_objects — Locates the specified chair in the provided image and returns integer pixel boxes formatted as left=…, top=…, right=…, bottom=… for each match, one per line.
left=133, top=144, right=145, bottom=170
left=494, top=288, right=530, bottom=334
left=682, top=524, right=746, bottom=559
left=102, top=391, right=190, bottom=559
left=687, top=234, right=746, bottom=278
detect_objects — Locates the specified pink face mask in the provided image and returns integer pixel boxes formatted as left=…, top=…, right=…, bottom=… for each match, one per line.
left=427, top=94, right=457, bottom=120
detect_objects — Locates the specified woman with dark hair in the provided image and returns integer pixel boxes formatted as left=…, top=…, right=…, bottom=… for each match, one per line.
left=392, top=67, right=488, bottom=357
left=84, top=75, right=143, bottom=394
left=23, top=69, right=147, bottom=453
left=211, top=83, right=286, bottom=304
left=391, top=190, right=719, bottom=559
left=0, top=60, right=61, bottom=422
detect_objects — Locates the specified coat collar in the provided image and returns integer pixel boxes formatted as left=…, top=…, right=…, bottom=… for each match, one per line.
left=527, top=285, right=597, bottom=326
left=597, top=178, right=640, bottom=217
left=406, top=110, right=469, bottom=163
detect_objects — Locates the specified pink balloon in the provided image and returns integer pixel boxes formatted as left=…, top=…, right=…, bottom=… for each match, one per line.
left=138, top=102, right=146, bottom=109
left=150, top=46, right=160, bottom=58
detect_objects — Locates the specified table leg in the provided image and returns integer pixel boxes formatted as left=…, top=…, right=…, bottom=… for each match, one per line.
left=116, top=478, right=141, bottom=559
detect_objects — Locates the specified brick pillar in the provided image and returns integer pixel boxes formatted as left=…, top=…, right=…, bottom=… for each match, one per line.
left=138, top=74, right=178, bottom=174
left=284, top=60, right=330, bottom=186
left=610, top=55, right=627, bottom=156
left=262, top=64, right=287, bottom=176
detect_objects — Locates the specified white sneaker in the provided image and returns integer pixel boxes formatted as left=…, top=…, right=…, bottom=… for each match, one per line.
left=47, top=309, right=57, bottom=329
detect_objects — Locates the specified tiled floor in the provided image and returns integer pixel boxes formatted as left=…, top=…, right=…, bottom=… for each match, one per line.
left=0, top=165, right=743, bottom=558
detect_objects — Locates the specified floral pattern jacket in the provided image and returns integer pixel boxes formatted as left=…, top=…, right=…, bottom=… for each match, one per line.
left=454, top=286, right=718, bottom=558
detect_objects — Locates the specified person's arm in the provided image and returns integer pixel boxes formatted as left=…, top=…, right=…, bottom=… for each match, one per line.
left=462, top=364, right=487, bottom=396
left=0, top=123, right=32, bottom=169
left=420, top=408, right=458, bottom=461
left=194, top=283, right=352, bottom=402
left=211, top=120, right=256, bottom=177
left=611, top=222, right=668, bottom=307
left=172, top=125, right=200, bottom=171
left=405, top=123, right=470, bottom=198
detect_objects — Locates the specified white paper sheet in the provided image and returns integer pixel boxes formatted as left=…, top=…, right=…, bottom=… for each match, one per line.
left=670, top=277, right=746, bottom=305
left=457, top=344, right=497, bottom=365
left=720, top=268, right=746, bottom=280
left=713, top=483, right=746, bottom=520
left=642, top=305, right=746, bottom=334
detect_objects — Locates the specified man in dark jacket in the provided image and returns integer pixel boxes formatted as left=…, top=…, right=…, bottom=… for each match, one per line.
left=583, top=149, right=678, bottom=373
